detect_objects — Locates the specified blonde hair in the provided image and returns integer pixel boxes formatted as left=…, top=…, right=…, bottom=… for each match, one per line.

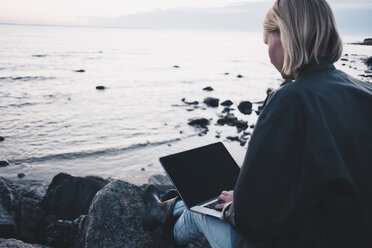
left=263, top=0, right=343, bottom=77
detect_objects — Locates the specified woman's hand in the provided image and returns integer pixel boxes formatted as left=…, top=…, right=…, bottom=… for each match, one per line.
left=215, top=190, right=234, bottom=210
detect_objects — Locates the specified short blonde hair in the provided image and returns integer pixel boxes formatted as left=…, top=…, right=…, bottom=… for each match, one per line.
left=264, top=0, right=343, bottom=76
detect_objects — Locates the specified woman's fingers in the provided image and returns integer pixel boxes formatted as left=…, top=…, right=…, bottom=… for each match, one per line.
left=215, top=203, right=225, bottom=210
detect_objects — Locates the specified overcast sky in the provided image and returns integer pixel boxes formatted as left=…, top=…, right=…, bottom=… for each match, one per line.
left=1, top=0, right=371, bottom=34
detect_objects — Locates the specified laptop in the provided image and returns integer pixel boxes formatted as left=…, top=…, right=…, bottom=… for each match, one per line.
left=159, top=142, right=240, bottom=218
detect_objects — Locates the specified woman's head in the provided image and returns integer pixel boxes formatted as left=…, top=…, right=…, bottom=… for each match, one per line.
left=263, top=0, right=343, bottom=78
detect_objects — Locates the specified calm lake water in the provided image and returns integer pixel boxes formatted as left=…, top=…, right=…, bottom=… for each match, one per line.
left=0, top=24, right=371, bottom=183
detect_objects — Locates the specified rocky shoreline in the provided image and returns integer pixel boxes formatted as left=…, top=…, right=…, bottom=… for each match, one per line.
left=0, top=173, right=210, bottom=248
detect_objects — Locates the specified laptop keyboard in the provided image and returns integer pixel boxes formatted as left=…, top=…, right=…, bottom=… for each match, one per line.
left=204, top=200, right=222, bottom=212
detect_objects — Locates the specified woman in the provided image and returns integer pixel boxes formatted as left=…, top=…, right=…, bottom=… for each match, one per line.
left=143, top=0, right=372, bottom=247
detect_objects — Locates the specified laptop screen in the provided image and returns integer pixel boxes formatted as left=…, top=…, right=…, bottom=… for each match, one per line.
left=159, top=142, right=240, bottom=208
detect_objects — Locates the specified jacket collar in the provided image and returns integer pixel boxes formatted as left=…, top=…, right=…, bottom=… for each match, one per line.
left=297, top=57, right=335, bottom=79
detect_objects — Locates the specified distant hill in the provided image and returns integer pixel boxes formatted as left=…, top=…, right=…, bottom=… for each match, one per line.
left=86, top=1, right=372, bottom=35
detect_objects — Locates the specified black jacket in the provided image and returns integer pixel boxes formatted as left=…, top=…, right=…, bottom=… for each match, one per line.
left=224, top=58, right=372, bottom=248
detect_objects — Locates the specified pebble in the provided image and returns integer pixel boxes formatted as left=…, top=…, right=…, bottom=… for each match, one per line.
left=173, top=65, right=180, bottom=68
left=0, top=136, right=5, bottom=142
left=17, top=173, right=26, bottom=179
left=96, top=86, right=105, bottom=90
left=203, top=87, right=214, bottom=91
left=181, top=98, right=199, bottom=105
left=75, top=69, right=85, bottom=73
left=236, top=74, right=244, bottom=78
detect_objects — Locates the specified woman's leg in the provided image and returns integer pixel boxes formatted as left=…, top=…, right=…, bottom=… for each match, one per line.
left=172, top=201, right=240, bottom=248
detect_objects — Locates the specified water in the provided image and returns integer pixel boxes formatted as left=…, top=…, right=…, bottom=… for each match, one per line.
left=0, top=24, right=371, bottom=183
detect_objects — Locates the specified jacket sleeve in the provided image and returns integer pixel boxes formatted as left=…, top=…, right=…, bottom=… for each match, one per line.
left=224, top=86, right=326, bottom=241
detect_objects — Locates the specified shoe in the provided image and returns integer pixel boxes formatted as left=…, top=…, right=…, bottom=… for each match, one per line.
left=142, top=184, right=179, bottom=231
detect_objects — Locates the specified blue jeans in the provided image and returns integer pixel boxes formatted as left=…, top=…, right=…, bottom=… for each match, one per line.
left=172, top=200, right=241, bottom=248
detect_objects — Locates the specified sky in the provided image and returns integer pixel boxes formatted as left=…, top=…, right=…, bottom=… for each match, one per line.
left=1, top=0, right=371, bottom=34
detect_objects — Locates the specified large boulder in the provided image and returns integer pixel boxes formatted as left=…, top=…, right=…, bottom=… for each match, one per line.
left=39, top=173, right=108, bottom=220
left=15, top=197, right=46, bottom=243
left=0, top=238, right=50, bottom=248
left=0, top=204, right=16, bottom=238
left=0, top=179, right=17, bottom=238
left=74, top=180, right=174, bottom=248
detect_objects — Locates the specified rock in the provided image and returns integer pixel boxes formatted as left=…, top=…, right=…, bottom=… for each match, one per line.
left=0, top=204, right=16, bottom=238
left=74, top=70, right=85, bottom=73
left=0, top=160, right=9, bottom=167
left=220, top=100, right=233, bottom=107
left=0, top=238, right=50, bottom=248
left=250, top=124, right=255, bottom=129
left=75, top=180, right=175, bottom=248
left=44, top=219, right=77, bottom=248
left=173, top=65, right=180, bottom=68
left=226, top=136, right=246, bottom=146
left=225, top=114, right=238, bottom=126
left=203, top=97, right=219, bottom=108
left=0, top=137, right=4, bottom=142
left=236, top=120, right=248, bottom=132
left=344, top=53, right=349, bottom=56
left=238, top=101, right=253, bottom=115
left=17, top=173, right=26, bottom=179
left=0, top=179, right=18, bottom=211
left=340, top=58, right=348, bottom=61
left=203, top=87, right=214, bottom=91
left=221, top=107, right=233, bottom=113
left=363, top=38, right=372, bottom=45
left=95, top=86, right=105, bottom=90
left=364, top=57, right=372, bottom=69
left=15, top=197, right=46, bottom=243
left=188, top=118, right=210, bottom=128
left=217, top=113, right=238, bottom=126
left=6, top=180, right=46, bottom=202
left=32, top=55, right=47, bottom=58
left=39, top=173, right=108, bottom=221
left=147, top=175, right=173, bottom=193
left=236, top=74, right=244, bottom=78
left=182, top=98, right=199, bottom=105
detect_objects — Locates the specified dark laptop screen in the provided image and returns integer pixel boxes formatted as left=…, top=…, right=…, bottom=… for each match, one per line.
left=159, top=142, right=240, bottom=208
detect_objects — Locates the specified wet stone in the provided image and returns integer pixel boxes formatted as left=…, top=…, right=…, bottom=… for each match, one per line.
left=238, top=101, right=253, bottom=115
left=0, top=160, right=9, bottom=167
left=203, top=97, right=219, bottom=108
left=17, top=173, right=26, bottom=179
left=203, top=87, right=214, bottom=91
left=96, top=86, right=105, bottom=90
left=182, top=98, right=199, bottom=105
left=188, top=118, right=210, bottom=128
left=221, top=100, right=233, bottom=107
